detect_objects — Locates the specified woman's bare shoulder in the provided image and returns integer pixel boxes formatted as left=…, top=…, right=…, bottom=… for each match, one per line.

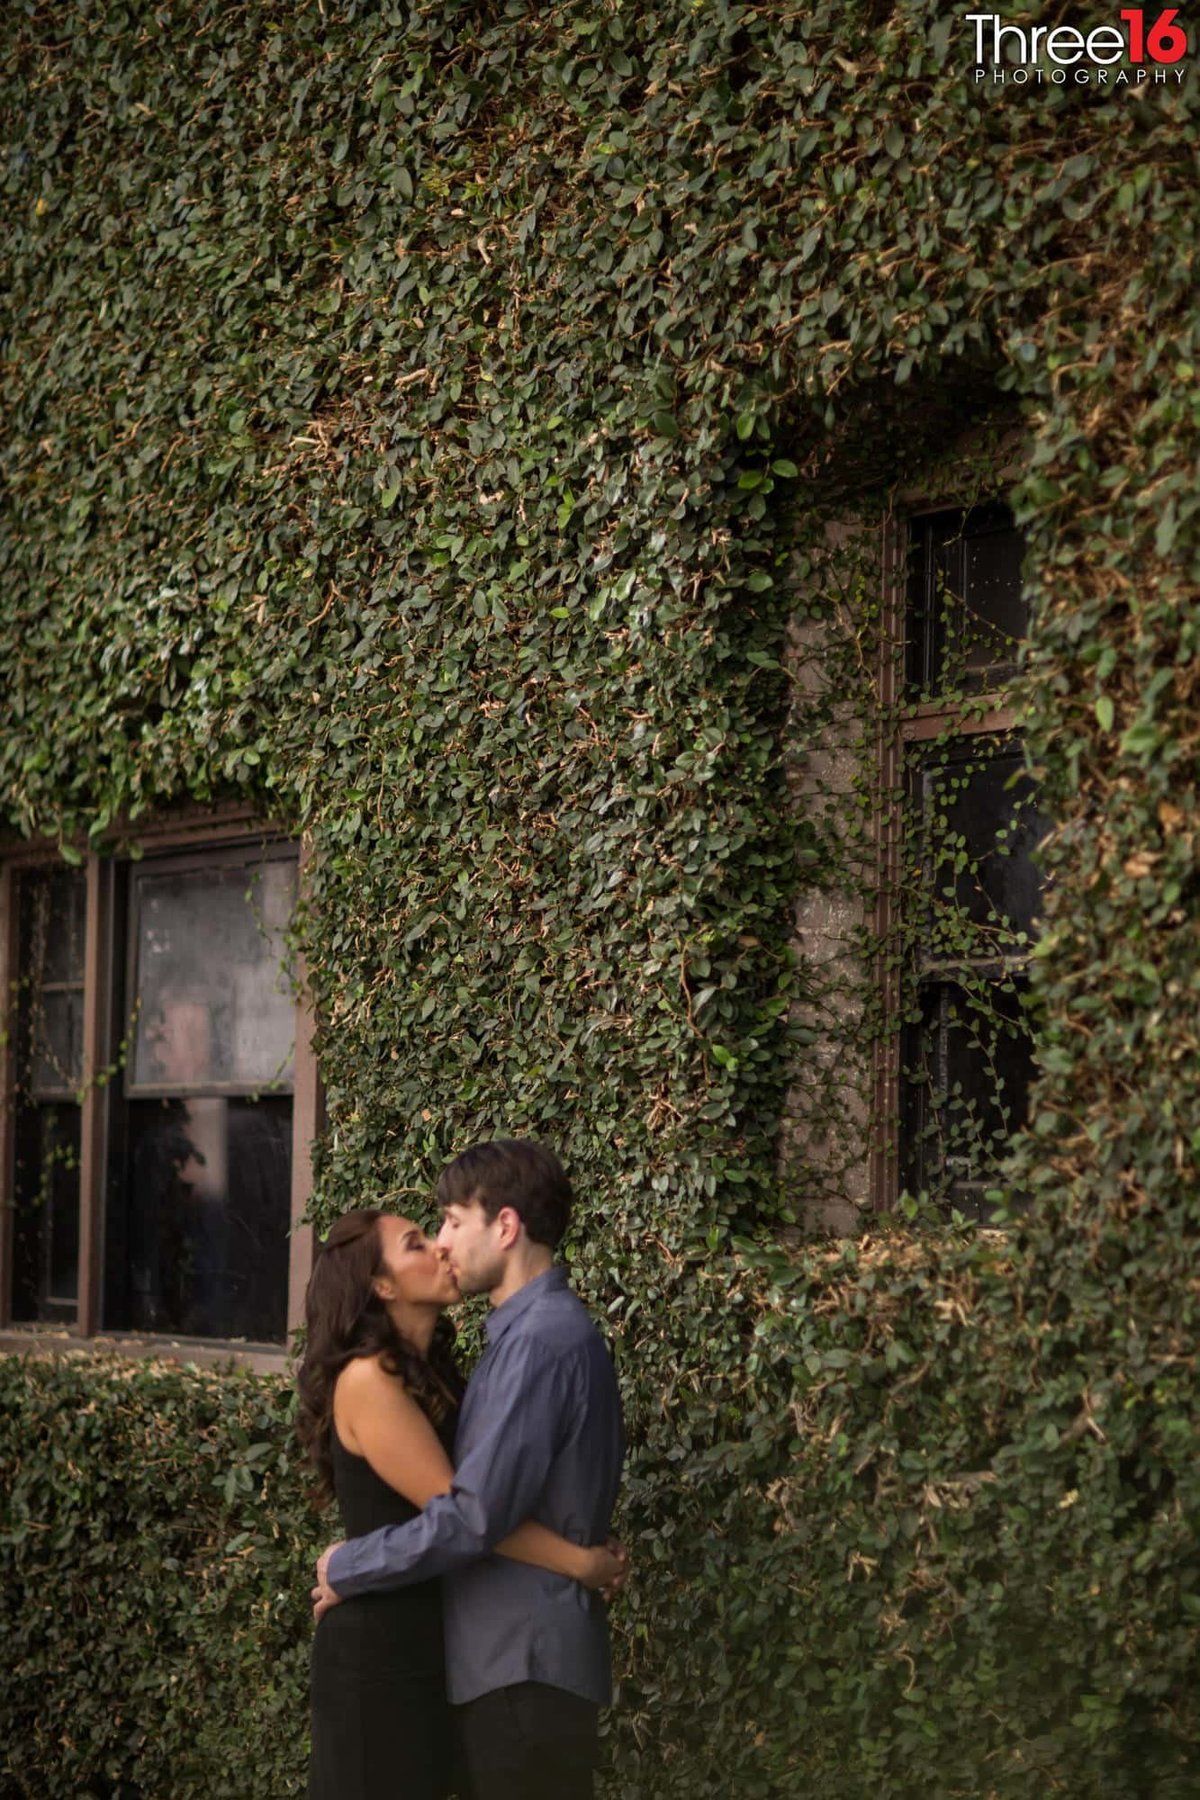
left=332, top=1353, right=399, bottom=1404
left=336, top=1351, right=396, bottom=1393
left=333, top=1355, right=412, bottom=1453
left=334, top=1352, right=415, bottom=1408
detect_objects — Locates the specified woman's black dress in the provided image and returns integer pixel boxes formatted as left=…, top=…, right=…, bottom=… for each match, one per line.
left=308, top=1417, right=458, bottom=1800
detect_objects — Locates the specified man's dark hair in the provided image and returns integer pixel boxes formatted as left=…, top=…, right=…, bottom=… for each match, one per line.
left=436, top=1139, right=572, bottom=1250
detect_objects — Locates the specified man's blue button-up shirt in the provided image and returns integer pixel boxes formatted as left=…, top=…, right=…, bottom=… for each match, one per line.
left=326, top=1267, right=625, bottom=1706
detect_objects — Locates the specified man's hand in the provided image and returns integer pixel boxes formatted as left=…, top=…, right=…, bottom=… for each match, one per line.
left=312, top=1542, right=345, bottom=1622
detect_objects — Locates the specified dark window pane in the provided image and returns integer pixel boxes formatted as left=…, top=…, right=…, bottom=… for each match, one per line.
left=907, top=502, right=1026, bottom=698
left=962, top=518, right=1024, bottom=679
left=11, top=1104, right=81, bottom=1320
left=30, top=987, right=84, bottom=1098
left=129, top=858, right=297, bottom=1095
left=10, top=867, right=86, bottom=1321
left=106, top=1095, right=291, bottom=1342
left=910, top=737, right=1046, bottom=949
left=901, top=979, right=1036, bottom=1216
left=20, top=867, right=88, bottom=1097
left=33, top=869, right=87, bottom=986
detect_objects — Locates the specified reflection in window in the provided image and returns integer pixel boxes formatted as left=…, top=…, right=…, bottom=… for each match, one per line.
left=129, top=859, right=296, bottom=1094
left=112, top=1094, right=292, bottom=1341
left=105, top=850, right=296, bottom=1342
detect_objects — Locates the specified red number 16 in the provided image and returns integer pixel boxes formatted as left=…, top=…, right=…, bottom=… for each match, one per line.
left=1120, top=8, right=1189, bottom=62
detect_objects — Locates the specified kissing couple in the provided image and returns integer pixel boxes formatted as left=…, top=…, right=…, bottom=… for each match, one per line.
left=298, top=1138, right=627, bottom=1800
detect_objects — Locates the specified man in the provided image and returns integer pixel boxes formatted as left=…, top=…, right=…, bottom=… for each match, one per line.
left=313, top=1139, right=625, bottom=1799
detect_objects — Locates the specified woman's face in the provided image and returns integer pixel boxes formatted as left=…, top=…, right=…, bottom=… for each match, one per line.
left=375, top=1214, right=460, bottom=1309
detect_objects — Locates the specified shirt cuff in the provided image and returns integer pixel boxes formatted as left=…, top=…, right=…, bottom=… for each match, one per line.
left=327, top=1540, right=356, bottom=1594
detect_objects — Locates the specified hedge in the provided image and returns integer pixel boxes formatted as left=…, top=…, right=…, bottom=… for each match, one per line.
left=4, top=1222, right=1199, bottom=1799
left=2, top=0, right=1198, bottom=1793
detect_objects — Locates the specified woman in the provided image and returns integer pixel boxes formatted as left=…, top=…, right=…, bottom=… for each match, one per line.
left=296, top=1208, right=623, bottom=1800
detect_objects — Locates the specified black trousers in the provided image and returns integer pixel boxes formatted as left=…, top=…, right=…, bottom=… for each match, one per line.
left=456, top=1682, right=599, bottom=1800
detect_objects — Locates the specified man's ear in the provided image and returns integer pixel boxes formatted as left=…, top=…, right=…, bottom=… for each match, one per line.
left=494, top=1205, right=522, bottom=1250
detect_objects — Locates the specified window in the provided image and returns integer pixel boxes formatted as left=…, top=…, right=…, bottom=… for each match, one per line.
left=1, top=820, right=317, bottom=1356
left=872, top=501, right=1044, bottom=1215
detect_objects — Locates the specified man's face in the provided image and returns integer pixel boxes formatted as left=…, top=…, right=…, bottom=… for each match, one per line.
left=435, top=1197, right=506, bottom=1296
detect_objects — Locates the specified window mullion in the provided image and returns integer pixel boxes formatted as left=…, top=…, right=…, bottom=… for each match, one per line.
left=0, top=865, right=16, bottom=1329
left=286, top=982, right=320, bottom=1341
left=901, top=700, right=1016, bottom=744
left=286, top=838, right=319, bottom=1340
left=75, top=853, right=111, bottom=1337
left=870, top=516, right=905, bottom=1211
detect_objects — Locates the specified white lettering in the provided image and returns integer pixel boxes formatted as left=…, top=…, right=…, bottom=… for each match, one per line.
left=1085, top=25, right=1125, bottom=64
left=965, top=14, right=996, bottom=63
left=1045, top=26, right=1084, bottom=63
left=995, top=20, right=1030, bottom=60
left=965, top=9, right=1187, bottom=86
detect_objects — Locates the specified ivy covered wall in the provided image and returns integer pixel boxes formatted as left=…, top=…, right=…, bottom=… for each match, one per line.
left=3, top=2, right=1199, bottom=1795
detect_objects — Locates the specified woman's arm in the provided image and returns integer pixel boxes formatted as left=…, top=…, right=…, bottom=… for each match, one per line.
left=335, top=1358, right=625, bottom=1589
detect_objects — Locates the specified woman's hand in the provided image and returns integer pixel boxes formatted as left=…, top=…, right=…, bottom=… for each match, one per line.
left=578, top=1536, right=630, bottom=1599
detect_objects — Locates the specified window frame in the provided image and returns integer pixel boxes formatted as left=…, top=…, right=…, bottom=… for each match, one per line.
left=869, top=510, right=1022, bottom=1212
left=0, top=805, right=318, bottom=1370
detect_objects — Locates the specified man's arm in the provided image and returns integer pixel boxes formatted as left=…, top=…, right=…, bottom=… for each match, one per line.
left=322, top=1335, right=572, bottom=1602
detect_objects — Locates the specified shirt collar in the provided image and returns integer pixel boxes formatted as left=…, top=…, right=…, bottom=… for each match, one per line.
left=485, top=1265, right=569, bottom=1346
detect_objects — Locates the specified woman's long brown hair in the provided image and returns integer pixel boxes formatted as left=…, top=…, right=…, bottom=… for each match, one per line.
left=295, top=1208, right=464, bottom=1509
